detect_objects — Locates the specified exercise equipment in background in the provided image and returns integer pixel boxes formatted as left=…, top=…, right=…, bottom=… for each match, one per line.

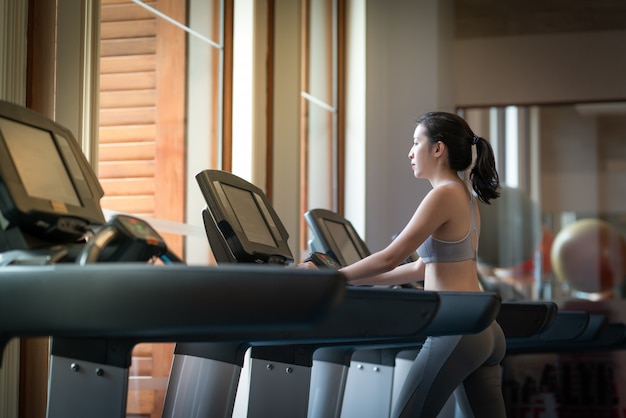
left=551, top=218, right=626, bottom=298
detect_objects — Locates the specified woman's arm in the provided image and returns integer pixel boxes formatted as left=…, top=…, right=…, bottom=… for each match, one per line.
left=348, top=258, right=425, bottom=286
left=339, top=187, right=453, bottom=284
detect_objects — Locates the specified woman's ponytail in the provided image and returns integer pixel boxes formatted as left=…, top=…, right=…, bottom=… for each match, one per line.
left=470, top=136, right=500, bottom=204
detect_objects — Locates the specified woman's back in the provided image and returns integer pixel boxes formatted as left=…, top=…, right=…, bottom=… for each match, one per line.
left=420, top=181, right=482, bottom=292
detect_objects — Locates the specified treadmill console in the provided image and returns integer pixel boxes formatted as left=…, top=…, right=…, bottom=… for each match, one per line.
left=304, top=208, right=370, bottom=268
left=0, top=101, right=105, bottom=250
left=304, top=251, right=342, bottom=269
left=196, top=169, right=294, bottom=265
left=77, top=214, right=178, bottom=264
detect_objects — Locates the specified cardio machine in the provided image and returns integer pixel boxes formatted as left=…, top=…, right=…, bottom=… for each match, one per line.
left=0, top=100, right=173, bottom=416
left=302, top=207, right=570, bottom=417
left=0, top=101, right=346, bottom=418
left=163, top=170, right=502, bottom=418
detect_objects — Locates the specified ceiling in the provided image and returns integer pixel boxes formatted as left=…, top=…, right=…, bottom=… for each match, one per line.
left=455, top=0, right=626, bottom=39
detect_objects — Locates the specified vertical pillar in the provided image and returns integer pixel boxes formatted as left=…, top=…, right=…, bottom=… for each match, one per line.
left=0, top=1, right=27, bottom=416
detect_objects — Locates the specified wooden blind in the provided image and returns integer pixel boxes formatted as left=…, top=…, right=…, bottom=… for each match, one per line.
left=99, top=1, right=159, bottom=217
left=99, top=1, right=186, bottom=417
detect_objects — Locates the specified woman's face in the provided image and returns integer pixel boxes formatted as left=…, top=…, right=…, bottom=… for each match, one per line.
left=408, top=124, right=433, bottom=178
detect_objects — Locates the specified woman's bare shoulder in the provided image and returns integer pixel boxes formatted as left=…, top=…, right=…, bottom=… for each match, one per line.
left=426, top=181, right=468, bottom=203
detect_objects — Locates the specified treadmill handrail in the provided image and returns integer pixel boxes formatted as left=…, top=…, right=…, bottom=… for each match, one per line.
left=506, top=310, right=590, bottom=352
left=497, top=301, right=559, bottom=338
left=0, top=263, right=345, bottom=350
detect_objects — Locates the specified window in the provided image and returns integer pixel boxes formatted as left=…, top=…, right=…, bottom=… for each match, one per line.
left=301, top=0, right=345, bottom=250
left=98, top=1, right=231, bottom=415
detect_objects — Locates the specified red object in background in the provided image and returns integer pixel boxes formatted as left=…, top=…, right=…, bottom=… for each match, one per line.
left=512, top=226, right=555, bottom=275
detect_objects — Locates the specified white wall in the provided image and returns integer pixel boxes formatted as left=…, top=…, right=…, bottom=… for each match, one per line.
left=455, top=30, right=626, bottom=107
left=356, top=0, right=455, bottom=251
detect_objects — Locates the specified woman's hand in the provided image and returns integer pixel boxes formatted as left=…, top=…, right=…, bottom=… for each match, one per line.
left=297, top=261, right=318, bottom=270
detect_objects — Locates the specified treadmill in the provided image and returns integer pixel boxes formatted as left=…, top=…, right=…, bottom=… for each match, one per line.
left=303, top=207, right=562, bottom=417
left=0, top=101, right=346, bottom=418
left=162, top=170, right=502, bottom=418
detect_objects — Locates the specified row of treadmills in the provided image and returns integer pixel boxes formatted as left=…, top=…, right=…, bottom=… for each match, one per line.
left=3, top=171, right=625, bottom=418
left=0, top=101, right=624, bottom=417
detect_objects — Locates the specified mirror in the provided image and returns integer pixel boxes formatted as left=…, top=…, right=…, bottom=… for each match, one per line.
left=464, top=102, right=626, bottom=301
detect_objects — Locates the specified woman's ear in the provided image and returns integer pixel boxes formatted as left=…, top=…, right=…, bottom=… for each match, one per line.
left=433, top=140, right=445, bottom=157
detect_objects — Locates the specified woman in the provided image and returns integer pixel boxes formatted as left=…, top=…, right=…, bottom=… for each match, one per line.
left=300, top=111, right=506, bottom=417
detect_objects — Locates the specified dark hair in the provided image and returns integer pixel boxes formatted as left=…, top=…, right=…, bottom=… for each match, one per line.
left=416, top=111, right=500, bottom=204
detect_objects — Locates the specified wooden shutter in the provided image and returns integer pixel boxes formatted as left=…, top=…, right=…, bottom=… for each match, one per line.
left=99, top=1, right=186, bottom=417
left=99, top=1, right=157, bottom=216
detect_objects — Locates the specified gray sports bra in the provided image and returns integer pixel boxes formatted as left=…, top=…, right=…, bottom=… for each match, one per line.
left=416, top=185, right=478, bottom=264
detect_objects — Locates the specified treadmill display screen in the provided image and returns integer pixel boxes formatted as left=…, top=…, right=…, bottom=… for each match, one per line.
left=1, top=117, right=81, bottom=207
left=324, top=218, right=362, bottom=266
left=222, top=184, right=277, bottom=248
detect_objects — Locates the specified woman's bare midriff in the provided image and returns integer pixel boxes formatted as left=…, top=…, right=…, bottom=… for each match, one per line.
left=423, top=259, right=482, bottom=292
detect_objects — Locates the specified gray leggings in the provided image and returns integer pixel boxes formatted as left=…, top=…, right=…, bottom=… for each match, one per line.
left=392, top=321, right=507, bottom=418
